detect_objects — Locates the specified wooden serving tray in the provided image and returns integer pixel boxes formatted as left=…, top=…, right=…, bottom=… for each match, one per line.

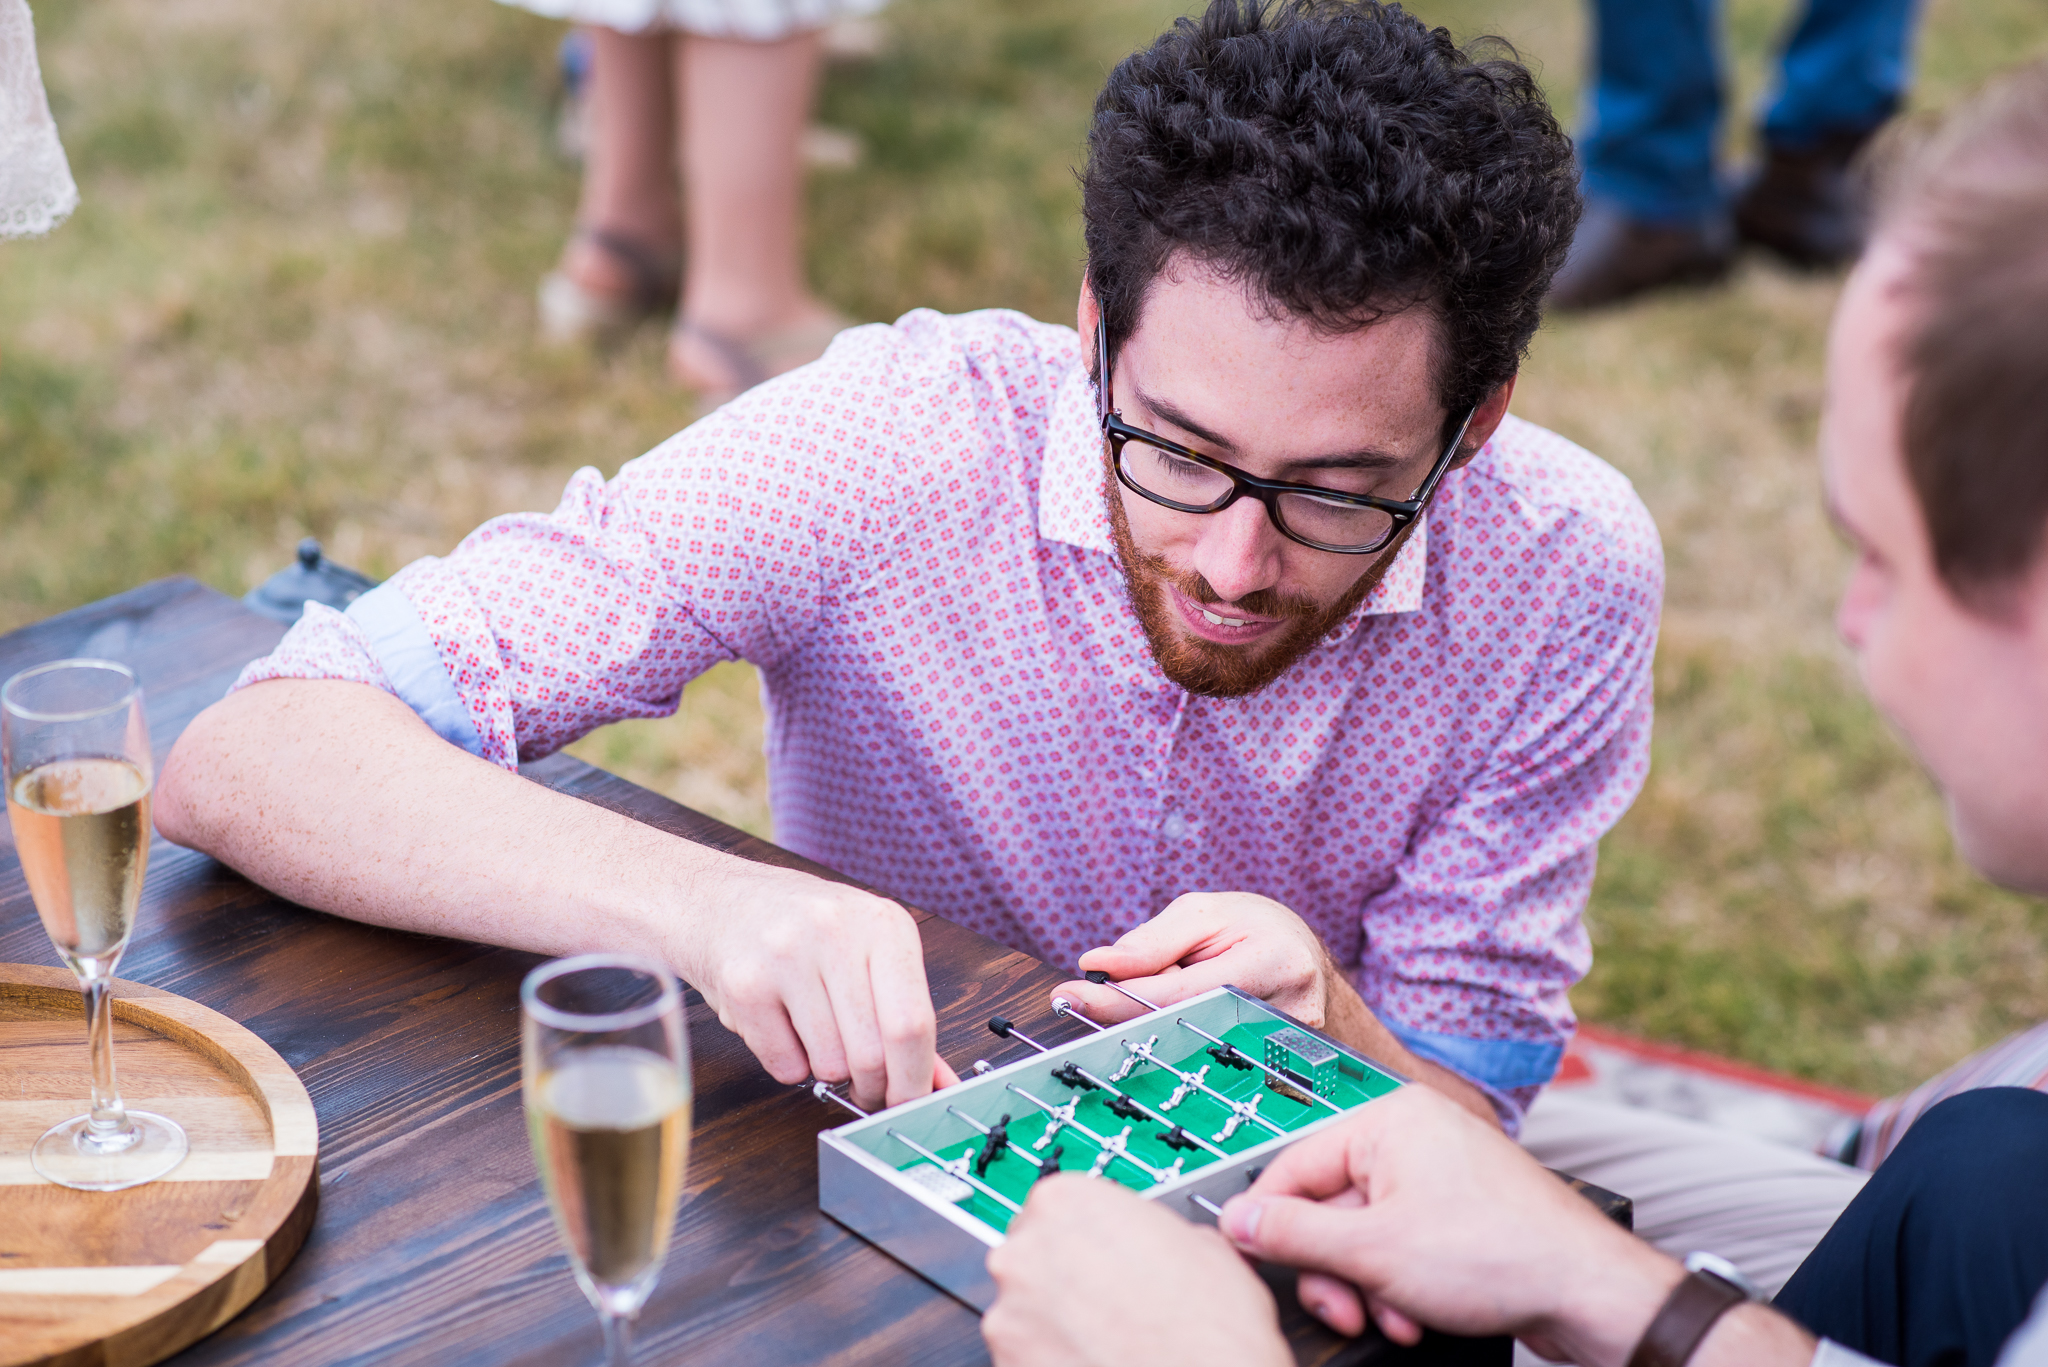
left=0, top=964, right=319, bottom=1367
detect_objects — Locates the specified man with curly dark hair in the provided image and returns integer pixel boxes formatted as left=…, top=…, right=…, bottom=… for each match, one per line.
left=160, top=2, right=1657, bottom=1150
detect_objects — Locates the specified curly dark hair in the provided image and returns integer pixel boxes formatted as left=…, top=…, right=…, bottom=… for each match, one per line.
left=1082, top=0, right=1579, bottom=436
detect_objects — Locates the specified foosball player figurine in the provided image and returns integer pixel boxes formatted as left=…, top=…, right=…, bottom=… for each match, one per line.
left=1052, top=1062, right=1098, bottom=1091
left=1160, top=1125, right=1202, bottom=1154
left=975, top=1113, right=1014, bottom=1178
left=1208, top=1043, right=1253, bottom=1071
left=1105, top=1094, right=1147, bottom=1122
left=1035, top=1145, right=1064, bottom=1184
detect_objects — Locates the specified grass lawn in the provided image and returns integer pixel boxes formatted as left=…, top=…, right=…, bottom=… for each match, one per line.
left=8, top=0, right=2046, bottom=1095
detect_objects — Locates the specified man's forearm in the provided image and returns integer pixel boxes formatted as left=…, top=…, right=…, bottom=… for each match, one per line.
left=1318, top=958, right=1501, bottom=1128
left=158, top=680, right=746, bottom=979
left=157, top=678, right=948, bottom=1108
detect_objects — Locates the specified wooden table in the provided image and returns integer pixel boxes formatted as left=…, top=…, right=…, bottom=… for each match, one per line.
left=0, top=579, right=1506, bottom=1367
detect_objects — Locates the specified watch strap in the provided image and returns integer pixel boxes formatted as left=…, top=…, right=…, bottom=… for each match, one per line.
left=1626, top=1269, right=1749, bottom=1367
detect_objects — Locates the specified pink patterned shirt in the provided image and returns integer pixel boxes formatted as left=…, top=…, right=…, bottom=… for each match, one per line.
left=238, top=308, right=1662, bottom=1124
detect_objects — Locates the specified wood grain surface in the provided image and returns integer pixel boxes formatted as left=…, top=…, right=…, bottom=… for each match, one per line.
left=0, top=580, right=1505, bottom=1366
left=0, top=963, right=319, bottom=1367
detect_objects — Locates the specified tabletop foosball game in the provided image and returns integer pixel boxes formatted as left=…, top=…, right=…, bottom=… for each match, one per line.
left=809, top=982, right=1405, bottom=1310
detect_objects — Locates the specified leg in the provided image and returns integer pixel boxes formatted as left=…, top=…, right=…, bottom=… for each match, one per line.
left=1578, top=0, right=1726, bottom=223
left=1775, top=1089, right=2048, bottom=1367
left=540, top=27, right=684, bottom=344
left=670, top=29, right=845, bottom=401
left=1733, top=0, right=1921, bottom=265
left=1550, top=0, right=1736, bottom=308
left=1518, top=1091, right=1868, bottom=1297
left=566, top=28, right=684, bottom=294
left=1760, top=0, right=1921, bottom=151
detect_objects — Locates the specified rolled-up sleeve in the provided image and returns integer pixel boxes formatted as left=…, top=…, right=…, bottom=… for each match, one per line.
left=230, top=322, right=915, bottom=768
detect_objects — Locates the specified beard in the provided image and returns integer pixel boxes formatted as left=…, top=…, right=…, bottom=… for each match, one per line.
left=1102, top=458, right=1392, bottom=698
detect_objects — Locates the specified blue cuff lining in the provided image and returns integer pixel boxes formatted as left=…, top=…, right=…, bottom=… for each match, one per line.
left=1381, top=1022, right=1563, bottom=1094
left=346, top=582, right=484, bottom=757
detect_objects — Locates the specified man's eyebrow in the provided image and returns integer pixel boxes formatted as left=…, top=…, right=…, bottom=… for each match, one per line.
left=1134, top=385, right=1411, bottom=470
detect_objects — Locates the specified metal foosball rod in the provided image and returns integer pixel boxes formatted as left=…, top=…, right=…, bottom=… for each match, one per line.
left=987, top=1016, right=1054, bottom=1053
left=886, top=1128, right=1024, bottom=1214
left=1188, top=1193, right=1225, bottom=1218
left=1173, top=1018, right=1346, bottom=1116
left=1083, top=970, right=1163, bottom=1014
left=1050, top=998, right=1107, bottom=1032
left=805, top=1080, right=871, bottom=1119
left=1115, top=1037, right=1288, bottom=1139
left=1003, top=1082, right=1182, bottom=1185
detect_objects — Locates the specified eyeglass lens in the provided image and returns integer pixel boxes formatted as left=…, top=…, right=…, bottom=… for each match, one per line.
left=1115, top=438, right=1397, bottom=551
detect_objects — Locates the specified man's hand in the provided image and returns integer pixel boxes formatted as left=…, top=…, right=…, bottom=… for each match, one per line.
left=673, top=862, right=957, bottom=1111
left=984, top=1175, right=1290, bottom=1367
left=1052, top=892, right=1499, bottom=1127
left=1052, top=891, right=1331, bottom=1025
left=1220, top=1085, right=1681, bottom=1364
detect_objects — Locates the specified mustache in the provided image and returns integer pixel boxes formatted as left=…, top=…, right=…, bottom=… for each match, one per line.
left=1127, top=547, right=1320, bottom=622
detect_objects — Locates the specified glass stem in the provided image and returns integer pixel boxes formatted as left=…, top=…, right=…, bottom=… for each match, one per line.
left=82, top=972, right=130, bottom=1139
left=599, top=1310, right=633, bottom=1367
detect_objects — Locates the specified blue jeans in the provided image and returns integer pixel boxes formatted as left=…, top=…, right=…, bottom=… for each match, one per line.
left=1580, top=0, right=1920, bottom=222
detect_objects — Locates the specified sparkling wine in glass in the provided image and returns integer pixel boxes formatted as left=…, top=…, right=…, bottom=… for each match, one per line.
left=523, top=954, right=692, bottom=1367
left=3, top=658, right=188, bottom=1190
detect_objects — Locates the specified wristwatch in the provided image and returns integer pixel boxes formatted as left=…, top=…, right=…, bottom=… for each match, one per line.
left=1625, top=1253, right=1759, bottom=1367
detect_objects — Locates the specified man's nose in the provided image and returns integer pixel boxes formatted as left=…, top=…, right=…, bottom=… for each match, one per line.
left=1188, top=496, right=1286, bottom=604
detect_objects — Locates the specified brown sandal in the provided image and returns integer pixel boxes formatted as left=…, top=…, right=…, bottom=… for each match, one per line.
left=537, top=228, right=682, bottom=350
left=669, top=312, right=852, bottom=409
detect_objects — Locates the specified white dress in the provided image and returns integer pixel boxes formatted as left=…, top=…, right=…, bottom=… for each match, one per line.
left=0, top=0, right=77, bottom=238
left=495, top=0, right=887, bottom=41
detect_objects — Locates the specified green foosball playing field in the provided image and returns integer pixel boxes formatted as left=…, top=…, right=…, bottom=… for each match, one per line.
left=898, top=1019, right=1402, bottom=1234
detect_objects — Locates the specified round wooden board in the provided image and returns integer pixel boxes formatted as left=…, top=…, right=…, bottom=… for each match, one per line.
left=0, top=964, right=319, bottom=1367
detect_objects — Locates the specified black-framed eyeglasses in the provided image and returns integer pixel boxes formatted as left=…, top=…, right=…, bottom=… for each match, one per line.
left=1095, top=316, right=1476, bottom=555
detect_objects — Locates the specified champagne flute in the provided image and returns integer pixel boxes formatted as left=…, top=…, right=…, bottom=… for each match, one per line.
left=3, top=658, right=188, bottom=1190
left=523, top=954, right=692, bottom=1367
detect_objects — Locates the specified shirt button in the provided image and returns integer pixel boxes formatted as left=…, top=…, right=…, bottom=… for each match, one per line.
left=1161, top=813, right=1190, bottom=841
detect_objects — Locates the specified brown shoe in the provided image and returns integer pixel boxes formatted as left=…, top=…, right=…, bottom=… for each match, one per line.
left=1548, top=198, right=1736, bottom=311
left=1733, top=129, right=1875, bottom=269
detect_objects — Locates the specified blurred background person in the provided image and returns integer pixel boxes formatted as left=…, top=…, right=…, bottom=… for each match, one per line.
left=505, top=0, right=883, bottom=405
left=1, top=0, right=77, bottom=241
left=1551, top=0, right=1922, bottom=309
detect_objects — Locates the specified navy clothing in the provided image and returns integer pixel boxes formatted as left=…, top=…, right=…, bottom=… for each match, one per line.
left=1777, top=1089, right=2048, bottom=1367
left=1581, top=0, right=1920, bottom=221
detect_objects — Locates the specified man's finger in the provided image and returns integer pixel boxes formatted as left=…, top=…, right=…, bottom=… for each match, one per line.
left=1368, top=1297, right=1424, bottom=1347
left=1239, top=1117, right=1369, bottom=1203
left=820, top=957, right=890, bottom=1109
left=1297, top=1271, right=1366, bottom=1337
left=783, top=968, right=856, bottom=1091
left=868, top=921, right=941, bottom=1107
left=731, top=997, right=816, bottom=1086
left=1224, top=1192, right=1392, bottom=1291
left=1076, top=900, right=1229, bottom=978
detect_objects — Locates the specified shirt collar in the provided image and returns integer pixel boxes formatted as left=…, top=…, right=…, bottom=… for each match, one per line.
left=1037, top=366, right=1118, bottom=557
left=1035, top=360, right=1432, bottom=638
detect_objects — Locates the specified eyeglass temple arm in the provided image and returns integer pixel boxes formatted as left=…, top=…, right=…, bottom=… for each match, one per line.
left=1407, top=405, right=1479, bottom=510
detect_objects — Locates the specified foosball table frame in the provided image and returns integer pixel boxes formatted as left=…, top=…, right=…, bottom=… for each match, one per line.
left=813, top=984, right=1407, bottom=1310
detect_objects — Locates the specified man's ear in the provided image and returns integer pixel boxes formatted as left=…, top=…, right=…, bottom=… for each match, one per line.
left=1448, top=375, right=1517, bottom=469
left=1077, top=277, right=1101, bottom=368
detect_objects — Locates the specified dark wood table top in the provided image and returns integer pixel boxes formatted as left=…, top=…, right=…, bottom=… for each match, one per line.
left=0, top=579, right=1507, bottom=1367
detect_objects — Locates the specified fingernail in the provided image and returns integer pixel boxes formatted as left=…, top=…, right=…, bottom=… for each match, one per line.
left=1221, top=1197, right=1261, bottom=1246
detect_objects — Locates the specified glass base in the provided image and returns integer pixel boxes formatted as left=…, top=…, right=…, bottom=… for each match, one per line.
left=33, top=1111, right=189, bottom=1191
